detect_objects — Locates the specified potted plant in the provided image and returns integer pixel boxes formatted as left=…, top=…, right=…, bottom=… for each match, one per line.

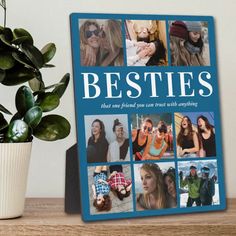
left=0, top=0, right=71, bottom=219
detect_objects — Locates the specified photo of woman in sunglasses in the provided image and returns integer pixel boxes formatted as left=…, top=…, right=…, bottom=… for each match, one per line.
left=131, top=114, right=174, bottom=161
left=79, top=19, right=124, bottom=66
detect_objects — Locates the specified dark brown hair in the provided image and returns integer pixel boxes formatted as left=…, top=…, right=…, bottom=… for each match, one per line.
left=93, top=195, right=112, bottom=211
left=177, top=116, right=194, bottom=146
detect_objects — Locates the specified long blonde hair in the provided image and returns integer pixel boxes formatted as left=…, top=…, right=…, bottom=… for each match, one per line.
left=138, top=163, right=166, bottom=209
left=105, top=20, right=124, bottom=66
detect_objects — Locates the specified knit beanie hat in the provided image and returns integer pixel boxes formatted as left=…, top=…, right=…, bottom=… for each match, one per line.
left=185, top=21, right=202, bottom=32
left=201, top=166, right=210, bottom=174
left=169, top=21, right=188, bottom=40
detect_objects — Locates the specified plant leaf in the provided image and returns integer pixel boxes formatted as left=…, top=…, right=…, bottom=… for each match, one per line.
left=12, top=51, right=35, bottom=69
left=0, top=69, right=6, bottom=82
left=13, top=28, right=34, bottom=45
left=24, top=106, right=42, bottom=128
left=21, top=43, right=44, bottom=69
left=0, top=104, right=12, bottom=115
left=28, top=77, right=45, bottom=92
left=33, top=115, right=70, bottom=141
left=2, top=65, right=36, bottom=86
left=0, top=52, right=15, bottom=69
left=53, top=73, right=70, bottom=98
left=15, top=86, right=35, bottom=116
left=0, top=28, right=15, bottom=48
left=6, top=119, right=29, bottom=142
left=42, top=64, right=55, bottom=68
left=37, top=92, right=60, bottom=112
left=12, top=36, right=33, bottom=45
left=10, top=112, right=22, bottom=123
left=0, top=112, right=8, bottom=131
left=41, top=43, right=56, bottom=64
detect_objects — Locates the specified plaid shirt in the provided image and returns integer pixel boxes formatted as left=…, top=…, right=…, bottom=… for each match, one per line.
left=108, top=172, right=132, bottom=190
left=94, top=172, right=110, bottom=196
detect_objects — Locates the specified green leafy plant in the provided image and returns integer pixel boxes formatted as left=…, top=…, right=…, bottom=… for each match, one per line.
left=0, top=1, right=70, bottom=143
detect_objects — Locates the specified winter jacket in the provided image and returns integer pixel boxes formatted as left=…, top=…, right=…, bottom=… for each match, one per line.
left=200, top=178, right=215, bottom=204
left=180, top=176, right=201, bottom=199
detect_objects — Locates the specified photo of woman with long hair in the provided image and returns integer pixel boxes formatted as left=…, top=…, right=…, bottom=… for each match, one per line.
left=197, top=115, right=216, bottom=157
left=87, top=119, right=109, bottom=163
left=132, top=117, right=153, bottom=161
left=135, top=163, right=166, bottom=210
left=163, top=167, right=177, bottom=208
left=176, top=116, right=200, bottom=158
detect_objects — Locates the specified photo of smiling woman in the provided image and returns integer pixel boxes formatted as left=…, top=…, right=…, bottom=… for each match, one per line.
left=79, top=19, right=124, bottom=66
left=132, top=117, right=153, bottom=161
left=86, top=119, right=109, bottom=163
left=107, top=119, right=130, bottom=162
left=134, top=162, right=176, bottom=210
left=176, top=115, right=200, bottom=158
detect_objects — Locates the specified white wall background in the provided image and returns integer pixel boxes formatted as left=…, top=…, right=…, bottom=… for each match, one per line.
left=0, top=0, right=235, bottom=198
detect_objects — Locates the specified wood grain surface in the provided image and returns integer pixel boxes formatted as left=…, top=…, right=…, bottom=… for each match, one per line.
left=0, top=198, right=235, bottom=236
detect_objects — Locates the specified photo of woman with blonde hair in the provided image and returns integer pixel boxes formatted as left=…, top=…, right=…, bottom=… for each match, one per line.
left=136, top=163, right=166, bottom=210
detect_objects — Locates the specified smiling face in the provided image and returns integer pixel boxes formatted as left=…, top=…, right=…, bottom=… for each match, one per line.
left=189, top=31, right=201, bottom=43
left=96, top=194, right=104, bottom=205
left=190, top=168, right=197, bottom=176
left=140, top=168, right=156, bottom=194
left=181, top=117, right=189, bottom=129
left=92, top=121, right=101, bottom=137
left=164, top=175, right=176, bottom=198
left=115, top=125, right=124, bottom=139
left=86, top=24, right=101, bottom=49
left=197, top=118, right=206, bottom=130
left=141, top=121, right=153, bottom=136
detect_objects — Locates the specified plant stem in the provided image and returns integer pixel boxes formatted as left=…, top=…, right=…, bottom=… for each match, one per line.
left=4, top=5, right=6, bottom=27
left=0, top=0, right=6, bottom=27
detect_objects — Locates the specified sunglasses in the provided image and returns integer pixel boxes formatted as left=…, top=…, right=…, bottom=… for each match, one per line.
left=85, top=29, right=100, bottom=39
left=143, top=126, right=152, bottom=132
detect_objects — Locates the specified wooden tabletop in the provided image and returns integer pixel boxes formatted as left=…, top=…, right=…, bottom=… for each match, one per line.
left=0, top=198, right=236, bottom=236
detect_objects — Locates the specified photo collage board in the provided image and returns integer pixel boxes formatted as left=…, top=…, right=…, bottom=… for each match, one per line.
left=70, top=13, right=226, bottom=221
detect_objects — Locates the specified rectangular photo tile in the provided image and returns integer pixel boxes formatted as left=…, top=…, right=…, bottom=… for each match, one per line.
left=84, top=114, right=130, bottom=163
left=175, top=112, right=216, bottom=158
left=131, top=113, right=174, bottom=161
left=178, top=159, right=219, bottom=208
left=168, top=20, right=210, bottom=66
left=88, top=164, right=133, bottom=215
left=79, top=19, right=124, bottom=66
left=125, top=20, right=168, bottom=66
left=134, top=162, right=177, bottom=210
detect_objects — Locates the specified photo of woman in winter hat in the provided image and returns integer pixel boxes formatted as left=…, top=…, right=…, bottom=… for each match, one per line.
left=169, top=20, right=210, bottom=66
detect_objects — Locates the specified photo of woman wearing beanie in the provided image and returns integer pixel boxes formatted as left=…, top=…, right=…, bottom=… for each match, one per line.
left=184, top=21, right=207, bottom=66
left=169, top=21, right=189, bottom=66
left=169, top=20, right=210, bottom=66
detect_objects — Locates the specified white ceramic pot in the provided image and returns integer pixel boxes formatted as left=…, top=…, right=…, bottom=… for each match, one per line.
left=0, top=142, right=32, bottom=219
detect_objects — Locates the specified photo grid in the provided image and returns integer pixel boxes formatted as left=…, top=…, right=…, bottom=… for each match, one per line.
left=78, top=18, right=219, bottom=215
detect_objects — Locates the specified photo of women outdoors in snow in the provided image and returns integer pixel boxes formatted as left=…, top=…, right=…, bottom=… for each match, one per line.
left=178, top=160, right=219, bottom=207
